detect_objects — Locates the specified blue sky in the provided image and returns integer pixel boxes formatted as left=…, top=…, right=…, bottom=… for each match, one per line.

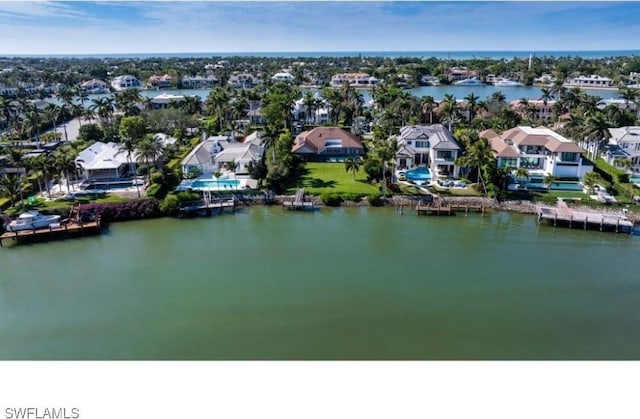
left=0, top=1, right=638, bottom=55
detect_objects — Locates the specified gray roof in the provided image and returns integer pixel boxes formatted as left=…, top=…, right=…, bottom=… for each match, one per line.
left=397, top=124, right=461, bottom=150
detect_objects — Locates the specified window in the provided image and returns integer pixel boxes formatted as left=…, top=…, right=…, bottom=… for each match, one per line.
left=415, top=141, right=429, bottom=148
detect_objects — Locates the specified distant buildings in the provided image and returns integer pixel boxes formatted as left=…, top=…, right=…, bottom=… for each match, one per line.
left=80, top=79, right=110, bottom=94
left=148, top=74, right=173, bottom=90
left=564, top=75, right=613, bottom=88
left=329, top=73, right=378, bottom=88
left=181, top=75, right=218, bottom=89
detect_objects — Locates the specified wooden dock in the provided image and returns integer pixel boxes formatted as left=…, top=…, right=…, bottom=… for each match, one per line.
left=0, top=216, right=102, bottom=247
left=416, top=198, right=485, bottom=216
left=283, top=189, right=315, bottom=211
left=536, top=200, right=634, bottom=234
left=178, top=194, right=236, bottom=216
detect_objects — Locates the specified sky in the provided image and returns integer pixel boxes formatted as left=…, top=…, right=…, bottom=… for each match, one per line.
left=0, top=1, right=639, bottom=55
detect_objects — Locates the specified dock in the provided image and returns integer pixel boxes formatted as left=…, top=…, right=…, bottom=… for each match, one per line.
left=536, top=200, right=634, bottom=234
left=178, top=192, right=236, bottom=216
left=0, top=210, right=103, bottom=247
left=283, top=189, right=315, bottom=211
left=416, top=197, right=486, bottom=216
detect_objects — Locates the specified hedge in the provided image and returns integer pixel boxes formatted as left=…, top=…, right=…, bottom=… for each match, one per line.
left=593, top=158, right=629, bottom=184
left=78, top=199, right=161, bottom=222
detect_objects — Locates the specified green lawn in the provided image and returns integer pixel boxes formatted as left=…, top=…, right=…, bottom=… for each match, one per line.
left=289, top=162, right=378, bottom=195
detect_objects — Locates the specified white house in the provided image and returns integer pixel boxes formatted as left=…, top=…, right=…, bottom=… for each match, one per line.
left=481, top=126, right=593, bottom=179
left=181, top=133, right=264, bottom=177
left=271, top=72, right=295, bottom=83
left=75, top=142, right=133, bottom=180
left=79, top=79, right=109, bottom=94
left=596, top=98, right=640, bottom=118
left=110, top=75, right=142, bottom=91
left=181, top=75, right=218, bottom=89
left=330, top=73, right=379, bottom=88
left=149, top=93, right=186, bottom=109
left=564, top=75, right=613, bottom=88
left=394, top=125, right=462, bottom=178
left=603, top=126, right=640, bottom=173
left=228, top=73, right=261, bottom=88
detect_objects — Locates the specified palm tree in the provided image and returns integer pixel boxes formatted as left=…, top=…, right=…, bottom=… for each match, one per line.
left=0, top=96, right=17, bottom=139
left=583, top=112, right=612, bottom=160
left=23, top=107, right=42, bottom=146
left=302, top=90, right=317, bottom=125
left=464, top=92, right=480, bottom=121
left=344, top=157, right=362, bottom=181
left=136, top=135, right=163, bottom=184
left=514, top=167, right=529, bottom=183
left=582, top=171, right=602, bottom=195
left=54, top=148, right=77, bottom=194
left=543, top=174, right=558, bottom=190
left=5, top=147, right=25, bottom=205
left=455, top=137, right=493, bottom=195
left=0, top=175, right=21, bottom=208
left=438, top=97, right=461, bottom=131
left=420, top=95, right=437, bottom=124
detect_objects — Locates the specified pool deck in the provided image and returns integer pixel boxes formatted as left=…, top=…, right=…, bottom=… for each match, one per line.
left=536, top=200, right=633, bottom=233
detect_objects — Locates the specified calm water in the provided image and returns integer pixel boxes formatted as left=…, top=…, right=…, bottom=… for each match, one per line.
left=1, top=207, right=639, bottom=360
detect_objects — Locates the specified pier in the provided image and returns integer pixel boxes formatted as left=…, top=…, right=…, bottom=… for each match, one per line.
left=536, top=200, right=634, bottom=234
left=0, top=207, right=103, bottom=247
left=283, top=189, right=315, bottom=211
left=416, top=197, right=486, bottom=216
left=178, top=192, right=236, bottom=216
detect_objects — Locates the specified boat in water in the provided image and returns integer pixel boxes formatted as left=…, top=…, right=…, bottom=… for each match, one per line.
left=5, top=210, right=61, bottom=232
left=454, top=77, right=484, bottom=86
left=494, top=78, right=523, bottom=87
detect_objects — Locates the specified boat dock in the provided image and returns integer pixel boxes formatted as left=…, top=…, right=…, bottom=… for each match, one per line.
left=283, top=189, right=315, bottom=211
left=178, top=192, right=236, bottom=216
left=416, top=197, right=486, bottom=216
left=0, top=209, right=103, bottom=247
left=536, top=200, right=634, bottom=234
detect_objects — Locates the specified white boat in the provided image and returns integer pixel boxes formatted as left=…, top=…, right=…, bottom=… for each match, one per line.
left=6, top=211, right=61, bottom=232
left=454, top=77, right=484, bottom=86
left=494, top=78, right=523, bottom=87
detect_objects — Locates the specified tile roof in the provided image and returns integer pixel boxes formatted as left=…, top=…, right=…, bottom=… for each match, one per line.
left=292, top=127, right=363, bottom=154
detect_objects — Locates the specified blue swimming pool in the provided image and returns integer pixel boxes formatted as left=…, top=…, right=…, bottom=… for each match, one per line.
left=524, top=181, right=583, bottom=191
left=630, top=175, right=640, bottom=184
left=191, top=179, right=241, bottom=189
left=405, top=167, right=431, bottom=182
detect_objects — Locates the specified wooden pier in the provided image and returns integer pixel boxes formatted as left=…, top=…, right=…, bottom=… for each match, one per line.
left=178, top=193, right=236, bottom=216
left=283, top=189, right=315, bottom=211
left=416, top=197, right=486, bottom=216
left=0, top=215, right=102, bottom=247
left=536, top=200, right=634, bottom=234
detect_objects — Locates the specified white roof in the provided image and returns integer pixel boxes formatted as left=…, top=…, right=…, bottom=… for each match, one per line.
left=519, top=126, right=573, bottom=143
left=75, top=141, right=130, bottom=170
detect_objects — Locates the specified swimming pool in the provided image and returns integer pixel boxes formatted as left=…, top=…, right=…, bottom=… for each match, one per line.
left=405, top=167, right=431, bottom=182
left=523, top=181, right=584, bottom=191
left=630, top=175, right=640, bottom=184
left=191, top=179, right=241, bottom=189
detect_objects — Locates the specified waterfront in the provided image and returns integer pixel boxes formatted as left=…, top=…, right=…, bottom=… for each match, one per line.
left=1, top=207, right=639, bottom=360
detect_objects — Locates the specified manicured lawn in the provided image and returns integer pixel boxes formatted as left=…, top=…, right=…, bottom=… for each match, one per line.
left=289, top=162, right=378, bottom=195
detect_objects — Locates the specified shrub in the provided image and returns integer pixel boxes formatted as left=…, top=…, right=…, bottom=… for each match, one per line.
left=367, top=192, right=383, bottom=206
left=321, top=192, right=343, bottom=206
left=150, top=171, right=165, bottom=184
left=146, top=183, right=165, bottom=198
left=78, top=199, right=161, bottom=222
left=160, top=194, right=179, bottom=216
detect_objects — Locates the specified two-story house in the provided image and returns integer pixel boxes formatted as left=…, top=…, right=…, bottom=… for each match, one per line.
left=603, top=126, right=640, bottom=173
left=394, top=125, right=462, bottom=178
left=481, top=126, right=593, bottom=179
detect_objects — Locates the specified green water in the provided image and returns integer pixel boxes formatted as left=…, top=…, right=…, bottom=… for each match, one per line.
left=1, top=207, right=639, bottom=360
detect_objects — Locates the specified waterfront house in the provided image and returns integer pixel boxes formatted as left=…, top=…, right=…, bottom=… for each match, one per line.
left=149, top=93, right=187, bottom=109
left=509, top=99, right=558, bottom=120
left=533, top=74, right=556, bottom=85
left=394, top=125, right=462, bottom=178
left=481, top=126, right=593, bottom=179
left=79, top=79, right=109, bottom=94
left=596, top=98, right=640, bottom=119
left=329, top=73, right=379, bottom=88
left=75, top=142, right=133, bottom=180
left=148, top=74, right=173, bottom=90
left=564, top=75, right=613, bottom=88
left=181, top=75, right=218, bottom=89
left=228, top=73, right=261, bottom=88
left=447, top=67, right=476, bottom=82
left=603, top=126, right=640, bottom=172
left=110, top=75, right=142, bottom=91
left=292, top=127, right=364, bottom=161
left=181, top=132, right=264, bottom=177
